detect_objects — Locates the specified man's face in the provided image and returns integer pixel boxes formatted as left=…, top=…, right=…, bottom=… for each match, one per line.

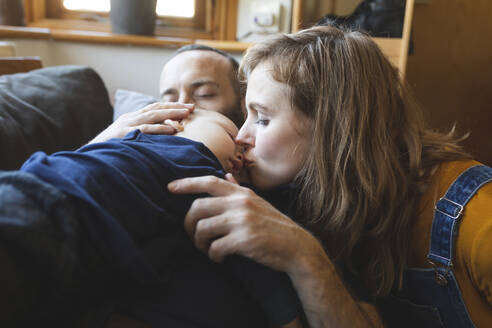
left=159, top=50, right=240, bottom=118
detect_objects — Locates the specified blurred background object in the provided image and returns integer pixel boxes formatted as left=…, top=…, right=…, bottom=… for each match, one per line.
left=0, top=41, right=15, bottom=56
left=0, top=0, right=25, bottom=26
left=110, top=0, right=157, bottom=36
left=317, top=0, right=406, bottom=38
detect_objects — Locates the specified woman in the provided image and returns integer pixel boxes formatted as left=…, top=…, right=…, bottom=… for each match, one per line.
left=168, top=26, right=492, bottom=327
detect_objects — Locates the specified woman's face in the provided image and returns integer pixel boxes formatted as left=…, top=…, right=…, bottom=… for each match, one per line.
left=236, top=63, right=312, bottom=190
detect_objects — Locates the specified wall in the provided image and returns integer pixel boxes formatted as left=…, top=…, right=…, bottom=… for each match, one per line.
left=11, top=39, right=175, bottom=101
left=8, top=1, right=291, bottom=100
left=406, top=0, right=492, bottom=165
left=10, top=39, right=243, bottom=102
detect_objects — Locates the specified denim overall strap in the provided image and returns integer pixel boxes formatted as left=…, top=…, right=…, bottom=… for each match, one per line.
left=428, top=165, right=492, bottom=267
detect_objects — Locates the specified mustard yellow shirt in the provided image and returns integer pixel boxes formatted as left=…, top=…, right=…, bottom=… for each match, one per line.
left=409, top=160, right=492, bottom=327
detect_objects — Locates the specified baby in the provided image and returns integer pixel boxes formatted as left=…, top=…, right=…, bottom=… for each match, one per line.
left=0, top=110, right=300, bottom=327
left=168, top=109, right=244, bottom=179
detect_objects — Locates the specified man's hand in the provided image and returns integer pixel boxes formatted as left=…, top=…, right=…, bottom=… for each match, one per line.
left=168, top=174, right=313, bottom=274
left=89, top=102, right=194, bottom=144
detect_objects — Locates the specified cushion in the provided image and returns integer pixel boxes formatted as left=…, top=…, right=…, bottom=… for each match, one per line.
left=113, top=89, right=158, bottom=121
left=0, top=65, right=113, bottom=170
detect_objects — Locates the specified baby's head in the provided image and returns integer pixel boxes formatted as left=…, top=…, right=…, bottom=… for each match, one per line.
left=174, top=109, right=243, bottom=178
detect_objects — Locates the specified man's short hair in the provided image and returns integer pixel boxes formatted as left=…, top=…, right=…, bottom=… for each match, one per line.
left=175, top=44, right=239, bottom=76
left=174, top=45, right=244, bottom=127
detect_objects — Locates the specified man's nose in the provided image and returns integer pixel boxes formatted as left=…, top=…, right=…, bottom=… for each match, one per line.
left=178, top=92, right=193, bottom=104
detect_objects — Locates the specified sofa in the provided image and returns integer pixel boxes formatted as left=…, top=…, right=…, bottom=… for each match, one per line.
left=0, top=65, right=113, bottom=170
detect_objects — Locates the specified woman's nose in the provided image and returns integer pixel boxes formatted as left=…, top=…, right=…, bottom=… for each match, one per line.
left=235, top=125, right=255, bottom=148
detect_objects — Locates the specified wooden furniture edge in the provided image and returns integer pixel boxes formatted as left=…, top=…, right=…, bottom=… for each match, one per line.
left=0, top=25, right=51, bottom=39
left=51, top=30, right=190, bottom=48
left=0, top=25, right=192, bottom=48
left=194, top=40, right=252, bottom=53
left=0, top=56, right=43, bottom=75
left=373, top=37, right=402, bottom=69
left=291, top=0, right=303, bottom=33
left=399, top=0, right=415, bottom=78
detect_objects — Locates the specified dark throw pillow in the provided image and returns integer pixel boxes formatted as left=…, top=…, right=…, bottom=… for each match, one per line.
left=0, top=65, right=113, bottom=170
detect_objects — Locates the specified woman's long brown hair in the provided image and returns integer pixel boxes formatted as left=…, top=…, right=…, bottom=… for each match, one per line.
left=240, top=26, right=469, bottom=297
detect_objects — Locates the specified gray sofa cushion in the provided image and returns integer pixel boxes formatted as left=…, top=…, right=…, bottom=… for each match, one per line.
left=0, top=65, right=113, bottom=170
left=113, top=89, right=157, bottom=121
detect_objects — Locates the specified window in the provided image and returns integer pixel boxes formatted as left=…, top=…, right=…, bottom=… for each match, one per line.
left=156, top=1, right=194, bottom=18
left=62, top=0, right=110, bottom=13
left=61, top=0, right=195, bottom=18
left=23, top=0, right=238, bottom=43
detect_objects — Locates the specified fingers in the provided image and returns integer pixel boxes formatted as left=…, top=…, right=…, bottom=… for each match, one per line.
left=208, top=234, right=239, bottom=263
left=183, top=196, right=230, bottom=236
left=140, top=102, right=194, bottom=113
left=137, top=123, right=176, bottom=135
left=164, top=119, right=184, bottom=132
left=168, top=175, right=245, bottom=197
left=134, top=108, right=191, bottom=125
left=193, top=214, right=232, bottom=254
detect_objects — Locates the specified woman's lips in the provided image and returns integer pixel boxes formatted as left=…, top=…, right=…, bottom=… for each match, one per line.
left=243, top=158, right=254, bottom=168
left=231, top=158, right=243, bottom=174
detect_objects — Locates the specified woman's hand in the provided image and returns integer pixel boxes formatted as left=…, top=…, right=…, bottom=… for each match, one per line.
left=89, top=102, right=194, bottom=144
left=168, top=174, right=318, bottom=275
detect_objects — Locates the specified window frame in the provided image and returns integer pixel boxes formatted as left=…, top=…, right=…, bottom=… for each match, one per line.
left=23, top=0, right=237, bottom=41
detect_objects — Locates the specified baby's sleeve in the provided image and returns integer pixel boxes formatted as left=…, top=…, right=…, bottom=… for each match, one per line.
left=225, top=255, right=302, bottom=326
left=227, top=184, right=302, bottom=325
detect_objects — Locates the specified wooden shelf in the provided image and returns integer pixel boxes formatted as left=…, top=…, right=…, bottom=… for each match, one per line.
left=0, top=25, right=50, bottom=39
left=0, top=24, right=192, bottom=48
left=194, top=40, right=251, bottom=52
left=0, top=24, right=252, bottom=52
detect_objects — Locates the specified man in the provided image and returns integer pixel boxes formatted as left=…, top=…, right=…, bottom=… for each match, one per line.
left=94, top=45, right=247, bottom=327
left=90, top=45, right=244, bottom=144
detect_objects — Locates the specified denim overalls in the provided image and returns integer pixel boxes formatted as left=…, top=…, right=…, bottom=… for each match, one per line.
left=377, top=165, right=492, bottom=327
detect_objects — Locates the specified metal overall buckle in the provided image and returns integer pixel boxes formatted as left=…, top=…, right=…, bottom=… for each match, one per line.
left=428, top=260, right=452, bottom=286
left=434, top=197, right=464, bottom=220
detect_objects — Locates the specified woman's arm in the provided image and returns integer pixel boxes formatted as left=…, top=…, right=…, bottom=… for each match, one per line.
left=89, top=102, right=194, bottom=143
left=168, top=175, right=383, bottom=328
left=288, top=235, right=382, bottom=327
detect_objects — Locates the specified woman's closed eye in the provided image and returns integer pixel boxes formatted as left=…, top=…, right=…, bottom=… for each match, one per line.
left=255, top=114, right=270, bottom=126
